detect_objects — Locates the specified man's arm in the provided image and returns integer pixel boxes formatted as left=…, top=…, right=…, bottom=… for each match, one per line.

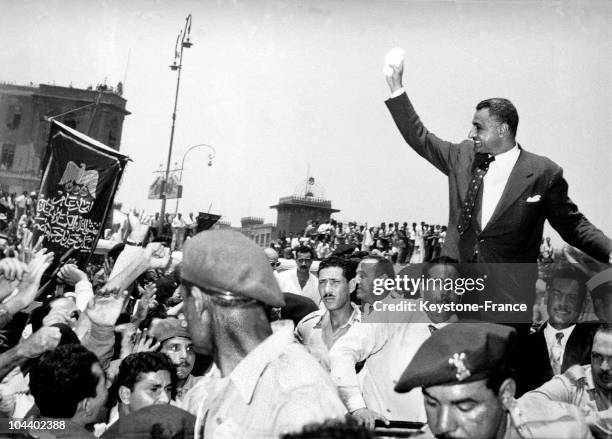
left=384, top=55, right=457, bottom=176
left=329, top=322, right=390, bottom=427
left=545, top=167, right=612, bottom=263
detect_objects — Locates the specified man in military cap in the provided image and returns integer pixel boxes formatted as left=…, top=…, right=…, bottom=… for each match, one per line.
left=180, top=230, right=346, bottom=438
left=396, top=322, right=592, bottom=439
left=149, top=316, right=199, bottom=403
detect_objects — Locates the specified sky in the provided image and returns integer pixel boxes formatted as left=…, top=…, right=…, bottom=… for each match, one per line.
left=2, top=0, right=611, bottom=244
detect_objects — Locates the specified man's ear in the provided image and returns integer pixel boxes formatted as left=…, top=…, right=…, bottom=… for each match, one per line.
left=118, top=385, right=131, bottom=405
left=498, top=123, right=509, bottom=138
left=74, top=399, right=89, bottom=418
left=498, top=378, right=516, bottom=408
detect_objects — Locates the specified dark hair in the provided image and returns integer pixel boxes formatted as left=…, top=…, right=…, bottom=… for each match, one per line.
left=422, top=256, right=460, bottom=279
left=29, top=344, right=100, bottom=418
left=30, top=303, right=52, bottom=332
left=296, top=245, right=316, bottom=260
left=115, top=352, right=178, bottom=400
left=546, top=264, right=588, bottom=304
left=318, top=256, right=356, bottom=282
left=361, top=255, right=394, bottom=279
left=475, top=98, right=519, bottom=137
left=485, top=366, right=514, bottom=396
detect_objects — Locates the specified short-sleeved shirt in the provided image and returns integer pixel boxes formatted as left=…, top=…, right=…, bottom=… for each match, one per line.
left=194, top=323, right=346, bottom=438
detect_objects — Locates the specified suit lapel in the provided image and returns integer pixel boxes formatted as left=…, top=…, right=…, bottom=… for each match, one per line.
left=483, top=147, right=534, bottom=231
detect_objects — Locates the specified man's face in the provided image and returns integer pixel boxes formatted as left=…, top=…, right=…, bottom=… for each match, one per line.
left=296, top=251, right=313, bottom=273
left=468, top=108, right=504, bottom=155
left=546, top=278, right=583, bottom=329
left=43, top=297, right=79, bottom=329
left=591, top=332, right=612, bottom=392
left=181, top=285, right=214, bottom=355
left=423, top=379, right=506, bottom=439
left=355, top=260, right=378, bottom=305
left=86, top=362, right=108, bottom=424
left=124, top=370, right=172, bottom=413
left=593, top=283, right=612, bottom=323
left=422, top=264, right=459, bottom=324
left=318, top=267, right=350, bottom=312
left=264, top=249, right=280, bottom=272
left=160, top=337, right=195, bottom=380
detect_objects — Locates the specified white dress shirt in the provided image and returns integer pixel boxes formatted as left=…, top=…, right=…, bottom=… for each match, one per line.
left=481, top=145, right=520, bottom=228
left=330, top=301, right=450, bottom=423
left=543, top=322, right=576, bottom=369
left=277, top=268, right=320, bottom=306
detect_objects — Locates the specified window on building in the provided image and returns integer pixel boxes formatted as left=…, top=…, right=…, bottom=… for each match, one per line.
left=6, top=105, right=22, bottom=130
left=108, top=118, right=118, bottom=147
left=266, top=233, right=271, bottom=245
left=1, top=144, right=16, bottom=170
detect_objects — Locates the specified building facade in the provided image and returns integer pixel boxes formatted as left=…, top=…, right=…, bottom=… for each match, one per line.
left=270, top=195, right=340, bottom=238
left=0, top=83, right=129, bottom=194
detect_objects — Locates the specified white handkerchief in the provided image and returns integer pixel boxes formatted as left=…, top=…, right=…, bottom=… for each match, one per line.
left=526, top=195, right=541, bottom=203
left=383, top=47, right=404, bottom=76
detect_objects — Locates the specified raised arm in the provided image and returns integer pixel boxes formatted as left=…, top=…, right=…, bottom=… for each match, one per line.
left=384, top=49, right=458, bottom=176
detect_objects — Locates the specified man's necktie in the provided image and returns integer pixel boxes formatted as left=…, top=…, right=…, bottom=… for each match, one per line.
left=428, top=324, right=438, bottom=335
left=550, top=332, right=564, bottom=375
left=457, top=153, right=496, bottom=235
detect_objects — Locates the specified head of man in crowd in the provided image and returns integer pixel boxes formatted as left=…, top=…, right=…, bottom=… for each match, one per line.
left=318, top=256, right=355, bottom=313
left=355, top=256, right=395, bottom=306
left=589, top=268, right=612, bottom=323
left=396, top=323, right=518, bottom=439
left=421, top=257, right=460, bottom=324
left=150, top=317, right=195, bottom=387
left=116, top=352, right=177, bottom=416
left=29, top=344, right=108, bottom=426
left=180, top=231, right=284, bottom=365
left=546, top=265, right=587, bottom=330
left=590, top=325, right=612, bottom=394
left=468, top=98, right=518, bottom=156
left=264, top=247, right=280, bottom=272
left=296, top=245, right=315, bottom=274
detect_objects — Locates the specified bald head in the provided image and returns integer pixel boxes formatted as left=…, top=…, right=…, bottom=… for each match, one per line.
left=264, top=248, right=279, bottom=271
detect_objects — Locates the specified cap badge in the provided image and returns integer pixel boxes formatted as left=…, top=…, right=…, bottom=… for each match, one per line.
left=449, top=352, right=471, bottom=381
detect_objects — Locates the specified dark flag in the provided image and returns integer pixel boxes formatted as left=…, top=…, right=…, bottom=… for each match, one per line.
left=33, top=120, right=129, bottom=272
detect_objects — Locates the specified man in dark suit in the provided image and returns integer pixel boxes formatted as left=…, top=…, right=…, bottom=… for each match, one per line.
left=383, top=52, right=612, bottom=322
left=518, top=265, right=594, bottom=395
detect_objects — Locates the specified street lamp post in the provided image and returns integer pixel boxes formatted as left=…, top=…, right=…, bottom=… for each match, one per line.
left=174, top=143, right=216, bottom=214
left=158, top=14, right=193, bottom=235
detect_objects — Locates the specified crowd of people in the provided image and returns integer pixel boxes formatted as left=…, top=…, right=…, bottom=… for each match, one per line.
left=0, top=49, right=610, bottom=439
left=0, top=214, right=609, bottom=438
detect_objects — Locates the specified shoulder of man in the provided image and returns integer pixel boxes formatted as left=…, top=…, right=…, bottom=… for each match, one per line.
left=272, top=343, right=335, bottom=393
left=509, top=397, right=592, bottom=439
left=296, top=309, right=325, bottom=331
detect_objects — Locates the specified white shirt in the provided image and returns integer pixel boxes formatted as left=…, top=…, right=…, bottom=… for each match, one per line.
left=277, top=268, right=320, bottom=306
left=481, top=145, right=520, bottom=228
left=543, top=322, right=576, bottom=368
left=330, top=301, right=450, bottom=423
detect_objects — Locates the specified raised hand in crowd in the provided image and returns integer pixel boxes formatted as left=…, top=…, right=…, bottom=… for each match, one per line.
left=0, top=258, right=28, bottom=301
left=132, top=328, right=160, bottom=354
left=86, top=287, right=128, bottom=328
left=57, top=263, right=88, bottom=286
left=11, top=248, right=54, bottom=309
left=132, top=282, right=157, bottom=325
left=0, top=326, right=61, bottom=381
left=18, top=326, right=61, bottom=359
